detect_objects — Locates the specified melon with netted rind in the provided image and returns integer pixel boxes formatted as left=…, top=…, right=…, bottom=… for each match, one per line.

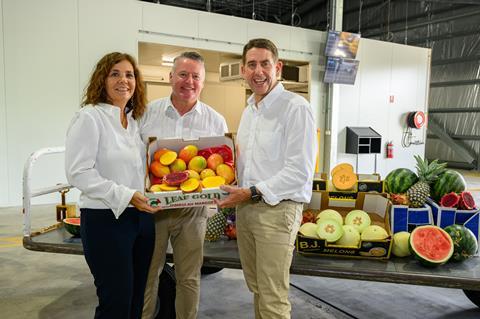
left=392, top=231, right=411, bottom=257
left=335, top=225, right=360, bottom=247
left=316, top=209, right=343, bottom=226
left=361, top=225, right=389, bottom=241
left=345, top=210, right=371, bottom=234
left=299, top=222, right=319, bottom=238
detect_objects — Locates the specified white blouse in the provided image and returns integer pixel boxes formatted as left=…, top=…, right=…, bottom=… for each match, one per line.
left=65, top=103, right=145, bottom=218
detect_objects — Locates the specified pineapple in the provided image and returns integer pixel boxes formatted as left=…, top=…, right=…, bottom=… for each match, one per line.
left=406, top=155, right=447, bottom=207
left=205, top=208, right=228, bottom=241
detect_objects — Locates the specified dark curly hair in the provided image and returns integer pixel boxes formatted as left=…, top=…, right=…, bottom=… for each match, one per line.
left=82, top=52, right=146, bottom=119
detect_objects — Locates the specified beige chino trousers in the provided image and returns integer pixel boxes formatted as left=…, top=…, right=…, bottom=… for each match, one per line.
left=142, top=206, right=208, bottom=319
left=236, top=200, right=303, bottom=319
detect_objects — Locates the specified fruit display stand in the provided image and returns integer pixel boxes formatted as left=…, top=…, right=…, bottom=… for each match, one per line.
left=21, top=147, right=480, bottom=310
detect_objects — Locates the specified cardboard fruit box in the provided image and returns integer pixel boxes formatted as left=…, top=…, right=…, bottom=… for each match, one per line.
left=296, top=191, right=393, bottom=260
left=145, top=134, right=235, bottom=209
left=322, top=173, right=383, bottom=196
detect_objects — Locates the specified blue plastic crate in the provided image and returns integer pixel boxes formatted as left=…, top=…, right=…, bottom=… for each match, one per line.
left=426, top=198, right=480, bottom=241
left=390, top=204, right=433, bottom=234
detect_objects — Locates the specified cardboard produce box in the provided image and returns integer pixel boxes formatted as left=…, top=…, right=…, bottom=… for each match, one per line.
left=322, top=173, right=383, bottom=194
left=145, top=135, right=235, bottom=209
left=426, top=198, right=480, bottom=241
left=296, top=191, right=392, bottom=260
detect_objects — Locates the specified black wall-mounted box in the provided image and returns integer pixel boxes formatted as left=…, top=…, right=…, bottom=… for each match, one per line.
left=346, top=127, right=382, bottom=154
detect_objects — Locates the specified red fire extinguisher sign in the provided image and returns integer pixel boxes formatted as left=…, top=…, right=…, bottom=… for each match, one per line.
left=387, top=141, right=393, bottom=158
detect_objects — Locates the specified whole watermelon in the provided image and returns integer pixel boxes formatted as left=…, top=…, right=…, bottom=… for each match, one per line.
left=431, top=170, right=467, bottom=201
left=444, top=224, right=478, bottom=262
left=384, top=168, right=418, bottom=194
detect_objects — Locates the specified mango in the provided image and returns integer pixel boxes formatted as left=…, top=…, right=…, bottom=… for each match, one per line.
left=186, top=169, right=201, bottom=180
left=160, top=151, right=178, bottom=166
left=180, top=178, right=200, bottom=193
left=149, top=184, right=163, bottom=192
left=200, top=168, right=216, bottom=179
left=150, top=161, right=170, bottom=178
left=178, top=144, right=198, bottom=163
left=159, top=183, right=178, bottom=191
left=207, top=153, right=224, bottom=170
left=153, top=148, right=171, bottom=161
left=202, top=176, right=226, bottom=188
left=170, top=159, right=186, bottom=172
left=188, top=156, right=207, bottom=173
left=216, top=164, right=235, bottom=184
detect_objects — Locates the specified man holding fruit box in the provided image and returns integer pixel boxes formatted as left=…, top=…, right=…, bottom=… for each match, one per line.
left=215, top=39, right=317, bottom=319
left=139, top=51, right=228, bottom=319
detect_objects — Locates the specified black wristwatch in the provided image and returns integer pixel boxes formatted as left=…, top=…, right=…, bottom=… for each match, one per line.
left=249, top=186, right=262, bottom=202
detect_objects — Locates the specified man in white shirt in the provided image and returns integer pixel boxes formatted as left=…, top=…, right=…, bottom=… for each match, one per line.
left=140, top=52, right=228, bottom=319
left=216, top=39, right=317, bottom=319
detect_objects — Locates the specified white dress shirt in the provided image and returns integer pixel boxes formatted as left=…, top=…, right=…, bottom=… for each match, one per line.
left=236, top=83, right=317, bottom=206
left=65, top=103, right=145, bottom=218
left=139, top=97, right=228, bottom=141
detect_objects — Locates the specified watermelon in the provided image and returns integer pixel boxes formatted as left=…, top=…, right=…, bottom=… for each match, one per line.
left=444, top=224, right=478, bottom=262
left=409, top=225, right=454, bottom=266
left=63, top=217, right=80, bottom=237
left=431, top=170, right=466, bottom=201
left=384, top=168, right=418, bottom=194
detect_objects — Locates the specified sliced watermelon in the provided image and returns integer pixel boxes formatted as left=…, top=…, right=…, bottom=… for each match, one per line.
left=444, top=224, right=478, bottom=262
left=409, top=225, right=453, bottom=267
left=63, top=217, right=80, bottom=237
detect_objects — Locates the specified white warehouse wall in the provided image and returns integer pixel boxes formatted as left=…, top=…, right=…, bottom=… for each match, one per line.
left=331, top=38, right=431, bottom=177
left=0, top=1, right=430, bottom=207
left=0, top=0, right=328, bottom=207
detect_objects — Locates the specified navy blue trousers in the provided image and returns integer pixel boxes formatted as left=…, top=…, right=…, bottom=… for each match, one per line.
left=80, top=208, right=155, bottom=319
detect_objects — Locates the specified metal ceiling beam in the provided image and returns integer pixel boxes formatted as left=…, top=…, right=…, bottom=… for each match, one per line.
left=428, top=134, right=480, bottom=141
left=429, top=107, right=480, bottom=113
left=408, top=0, right=480, bottom=4
left=364, top=8, right=480, bottom=37
left=428, top=117, right=476, bottom=164
left=432, top=55, right=480, bottom=66
left=430, top=79, right=480, bottom=87
left=280, top=0, right=326, bottom=21
left=409, top=28, right=480, bottom=45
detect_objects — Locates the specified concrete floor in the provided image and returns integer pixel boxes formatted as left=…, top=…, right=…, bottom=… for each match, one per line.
left=1, top=169, right=480, bottom=318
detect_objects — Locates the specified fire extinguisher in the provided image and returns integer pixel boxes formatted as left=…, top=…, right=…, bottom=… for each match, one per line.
left=386, top=141, right=394, bottom=159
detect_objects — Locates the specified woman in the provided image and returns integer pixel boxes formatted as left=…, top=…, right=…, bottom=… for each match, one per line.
left=65, top=52, right=161, bottom=319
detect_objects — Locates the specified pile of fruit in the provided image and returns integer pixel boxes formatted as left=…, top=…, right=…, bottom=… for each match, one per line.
left=391, top=224, right=478, bottom=266
left=385, top=155, right=471, bottom=208
left=299, top=209, right=389, bottom=247
left=439, top=191, right=476, bottom=210
left=149, top=144, right=235, bottom=193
